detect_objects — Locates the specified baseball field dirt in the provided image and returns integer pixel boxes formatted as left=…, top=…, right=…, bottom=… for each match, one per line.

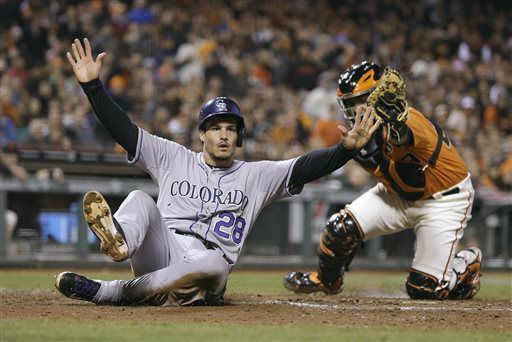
left=1, top=269, right=510, bottom=341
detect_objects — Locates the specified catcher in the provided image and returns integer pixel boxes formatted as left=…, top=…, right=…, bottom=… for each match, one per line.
left=284, top=62, right=482, bottom=300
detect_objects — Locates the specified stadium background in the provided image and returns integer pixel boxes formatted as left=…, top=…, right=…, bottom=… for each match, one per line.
left=1, top=0, right=511, bottom=340
left=1, top=0, right=510, bottom=268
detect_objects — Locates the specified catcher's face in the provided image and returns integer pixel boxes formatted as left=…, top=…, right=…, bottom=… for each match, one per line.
left=338, top=93, right=371, bottom=126
left=200, top=116, right=238, bottom=167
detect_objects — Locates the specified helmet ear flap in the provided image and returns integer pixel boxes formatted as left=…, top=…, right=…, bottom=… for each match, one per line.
left=236, top=126, right=245, bottom=147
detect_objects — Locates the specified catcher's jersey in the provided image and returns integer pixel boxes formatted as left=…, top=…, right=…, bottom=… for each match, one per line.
left=372, top=108, right=468, bottom=199
left=129, top=129, right=298, bottom=266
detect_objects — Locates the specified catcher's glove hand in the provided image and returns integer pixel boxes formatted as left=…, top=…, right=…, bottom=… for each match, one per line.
left=367, top=67, right=408, bottom=126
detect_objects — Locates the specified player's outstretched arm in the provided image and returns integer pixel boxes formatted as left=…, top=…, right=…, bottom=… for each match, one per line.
left=287, top=106, right=379, bottom=193
left=66, top=38, right=138, bottom=157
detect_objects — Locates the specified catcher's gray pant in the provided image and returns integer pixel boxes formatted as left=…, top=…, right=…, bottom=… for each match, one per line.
left=92, top=190, right=229, bottom=306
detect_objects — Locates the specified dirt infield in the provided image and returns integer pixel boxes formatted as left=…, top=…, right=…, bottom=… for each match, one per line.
left=2, top=290, right=510, bottom=331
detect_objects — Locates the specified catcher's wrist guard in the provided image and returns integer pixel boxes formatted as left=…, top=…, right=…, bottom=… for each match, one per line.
left=354, top=137, right=382, bottom=169
left=388, top=122, right=411, bottom=145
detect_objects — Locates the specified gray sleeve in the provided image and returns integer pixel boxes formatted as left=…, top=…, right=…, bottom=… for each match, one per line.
left=252, top=158, right=299, bottom=204
left=127, top=128, right=191, bottom=182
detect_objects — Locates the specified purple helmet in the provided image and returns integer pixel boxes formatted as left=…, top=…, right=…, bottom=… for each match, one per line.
left=198, top=97, right=246, bottom=147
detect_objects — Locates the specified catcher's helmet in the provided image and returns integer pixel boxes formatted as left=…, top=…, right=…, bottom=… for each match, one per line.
left=198, top=97, right=246, bottom=147
left=337, top=61, right=383, bottom=125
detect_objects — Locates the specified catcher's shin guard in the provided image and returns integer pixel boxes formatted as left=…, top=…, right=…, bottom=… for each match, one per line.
left=406, top=269, right=450, bottom=300
left=283, top=210, right=362, bottom=294
left=317, top=210, right=362, bottom=293
left=83, top=190, right=128, bottom=262
left=448, top=247, right=482, bottom=300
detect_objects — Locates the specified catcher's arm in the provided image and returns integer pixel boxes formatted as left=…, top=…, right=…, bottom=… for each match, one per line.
left=367, top=67, right=412, bottom=145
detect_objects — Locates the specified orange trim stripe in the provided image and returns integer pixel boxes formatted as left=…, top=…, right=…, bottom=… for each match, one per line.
left=441, top=187, right=473, bottom=281
left=319, top=238, right=334, bottom=257
left=406, top=283, right=434, bottom=293
left=344, top=209, right=365, bottom=240
left=353, top=69, right=376, bottom=94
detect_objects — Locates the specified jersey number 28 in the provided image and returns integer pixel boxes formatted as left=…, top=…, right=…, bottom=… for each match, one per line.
left=213, top=212, right=246, bottom=244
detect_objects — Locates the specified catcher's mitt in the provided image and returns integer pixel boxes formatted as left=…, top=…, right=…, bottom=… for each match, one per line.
left=367, top=67, right=408, bottom=126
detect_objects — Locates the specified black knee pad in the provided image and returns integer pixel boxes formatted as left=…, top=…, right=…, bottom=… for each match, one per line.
left=406, top=269, right=449, bottom=300
left=318, top=210, right=362, bottom=259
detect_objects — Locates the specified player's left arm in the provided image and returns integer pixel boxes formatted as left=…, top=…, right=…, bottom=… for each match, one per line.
left=288, top=106, right=379, bottom=193
left=66, top=38, right=138, bottom=157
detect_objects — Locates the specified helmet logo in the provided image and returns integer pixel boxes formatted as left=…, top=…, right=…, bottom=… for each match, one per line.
left=354, top=69, right=376, bottom=94
left=215, top=99, right=228, bottom=111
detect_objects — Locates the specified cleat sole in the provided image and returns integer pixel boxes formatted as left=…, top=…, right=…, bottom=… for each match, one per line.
left=83, top=190, right=128, bottom=262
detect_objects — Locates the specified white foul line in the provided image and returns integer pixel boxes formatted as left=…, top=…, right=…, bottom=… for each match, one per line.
left=253, top=300, right=512, bottom=313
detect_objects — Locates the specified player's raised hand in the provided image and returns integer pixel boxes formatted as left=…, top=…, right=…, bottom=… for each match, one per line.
left=338, top=105, right=380, bottom=151
left=66, top=38, right=106, bottom=83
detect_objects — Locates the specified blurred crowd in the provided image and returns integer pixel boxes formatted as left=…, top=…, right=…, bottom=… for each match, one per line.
left=1, top=0, right=511, bottom=192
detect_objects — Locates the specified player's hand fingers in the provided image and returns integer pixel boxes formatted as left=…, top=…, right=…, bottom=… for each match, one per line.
left=71, top=43, right=80, bottom=61
left=368, top=116, right=381, bottom=136
left=338, top=125, right=348, bottom=136
left=368, top=121, right=381, bottom=136
left=84, top=38, right=92, bottom=58
left=361, top=105, right=372, bottom=128
left=74, top=38, right=86, bottom=59
left=354, top=106, right=364, bottom=129
left=360, top=107, right=372, bottom=131
left=66, top=52, right=76, bottom=66
left=96, top=52, right=106, bottom=64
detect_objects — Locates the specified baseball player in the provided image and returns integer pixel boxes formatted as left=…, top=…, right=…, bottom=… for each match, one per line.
left=284, top=61, right=482, bottom=300
left=54, top=38, right=379, bottom=306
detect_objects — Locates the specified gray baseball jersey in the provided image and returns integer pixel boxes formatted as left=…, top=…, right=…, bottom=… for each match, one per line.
left=129, top=128, right=298, bottom=266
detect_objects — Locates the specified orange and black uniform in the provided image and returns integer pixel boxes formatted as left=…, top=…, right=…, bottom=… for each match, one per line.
left=363, top=107, right=468, bottom=200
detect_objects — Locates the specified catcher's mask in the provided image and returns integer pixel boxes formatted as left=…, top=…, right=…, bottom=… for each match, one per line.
left=337, top=61, right=383, bottom=126
left=198, top=97, right=246, bottom=147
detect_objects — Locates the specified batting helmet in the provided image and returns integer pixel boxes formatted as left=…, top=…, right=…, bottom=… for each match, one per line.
left=337, top=61, right=383, bottom=125
left=198, top=97, right=246, bottom=147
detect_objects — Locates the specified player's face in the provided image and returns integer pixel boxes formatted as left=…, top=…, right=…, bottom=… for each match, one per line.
left=200, top=116, right=239, bottom=167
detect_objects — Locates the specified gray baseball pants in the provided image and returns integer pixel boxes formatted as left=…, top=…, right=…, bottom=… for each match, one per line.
left=92, top=190, right=229, bottom=306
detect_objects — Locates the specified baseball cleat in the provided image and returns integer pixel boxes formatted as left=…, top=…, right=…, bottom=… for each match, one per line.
left=55, top=271, right=101, bottom=302
left=283, top=271, right=343, bottom=295
left=449, top=247, right=482, bottom=300
left=83, top=190, right=128, bottom=262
